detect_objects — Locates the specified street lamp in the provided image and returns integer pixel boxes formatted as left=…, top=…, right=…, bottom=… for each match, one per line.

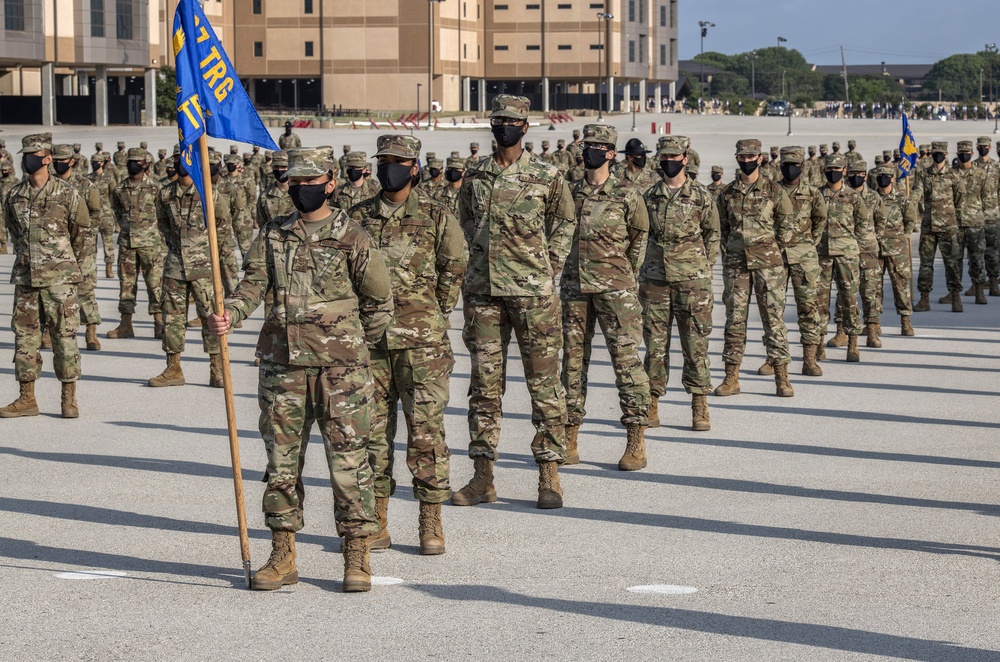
left=596, top=12, right=614, bottom=120
left=749, top=50, right=758, bottom=100
left=417, top=83, right=422, bottom=133
left=699, top=21, right=715, bottom=101
left=988, top=43, right=998, bottom=133
left=428, top=0, right=445, bottom=130
left=777, top=36, right=787, bottom=49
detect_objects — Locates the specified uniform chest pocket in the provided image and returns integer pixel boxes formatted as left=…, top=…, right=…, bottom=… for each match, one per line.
left=310, top=240, right=351, bottom=299
left=397, top=218, right=433, bottom=270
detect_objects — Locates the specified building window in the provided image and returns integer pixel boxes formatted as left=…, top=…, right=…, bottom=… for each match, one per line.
left=557, top=44, right=571, bottom=50
left=670, top=0, right=677, bottom=27
left=628, top=40, right=635, bottom=62
left=463, top=2, right=466, bottom=18
left=670, top=38, right=676, bottom=65
left=252, top=0, right=261, bottom=14
left=589, top=2, right=603, bottom=7
left=495, top=44, right=508, bottom=51
left=660, top=44, right=666, bottom=66
left=305, top=41, right=314, bottom=57
left=659, top=5, right=666, bottom=27
left=254, top=41, right=263, bottom=57
left=304, top=0, right=313, bottom=14
left=116, top=0, right=134, bottom=40
left=589, top=44, right=602, bottom=50
left=628, top=0, right=634, bottom=22
left=463, top=44, right=467, bottom=58
left=526, top=44, right=540, bottom=51
left=495, top=3, right=508, bottom=9
left=91, top=0, right=105, bottom=37
left=556, top=3, right=571, bottom=8
left=477, top=44, right=481, bottom=59
left=526, top=3, right=539, bottom=8
left=4, top=0, right=25, bottom=31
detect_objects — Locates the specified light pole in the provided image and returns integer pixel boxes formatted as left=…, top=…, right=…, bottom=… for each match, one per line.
left=428, top=0, right=445, bottom=130
left=416, top=83, right=422, bottom=133
left=988, top=43, right=998, bottom=133
left=749, top=50, right=758, bottom=100
left=699, top=21, right=715, bottom=101
left=777, top=36, right=787, bottom=49
left=596, top=12, right=613, bottom=120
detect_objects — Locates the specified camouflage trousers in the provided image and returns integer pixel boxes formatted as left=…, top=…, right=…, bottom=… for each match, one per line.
left=77, top=228, right=102, bottom=326
left=369, top=343, right=454, bottom=503
left=11, top=283, right=81, bottom=383
left=96, top=211, right=116, bottom=265
left=878, top=255, right=912, bottom=316
left=462, top=292, right=567, bottom=464
left=785, top=256, right=823, bottom=345
left=117, top=245, right=165, bottom=316
left=917, top=228, right=962, bottom=294
left=857, top=252, right=882, bottom=324
left=985, top=222, right=999, bottom=279
left=817, top=255, right=862, bottom=336
left=639, top=278, right=713, bottom=397
left=236, top=214, right=254, bottom=258
left=219, top=242, right=239, bottom=296
left=722, top=264, right=791, bottom=366
left=561, top=288, right=650, bottom=427
left=257, top=361, right=379, bottom=538
left=161, top=277, right=220, bottom=355
left=959, top=227, right=987, bottom=285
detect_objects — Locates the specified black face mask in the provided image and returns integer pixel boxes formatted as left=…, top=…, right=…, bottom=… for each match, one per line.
left=958, top=153, right=972, bottom=164
left=284, top=128, right=292, bottom=136
left=54, top=161, right=71, bottom=176
left=347, top=168, right=364, bottom=183
left=288, top=183, right=330, bottom=214
left=471, top=149, right=478, bottom=155
left=226, top=163, right=238, bottom=173
left=711, top=173, right=722, bottom=182
left=583, top=148, right=609, bottom=170
left=491, top=124, right=524, bottom=149
left=445, top=169, right=463, bottom=183
left=781, top=164, right=803, bottom=182
left=808, top=152, right=816, bottom=159
left=428, top=167, right=442, bottom=179
left=22, top=154, right=46, bottom=175
left=825, top=170, right=843, bottom=184
left=660, top=159, right=685, bottom=178
left=820, top=151, right=828, bottom=158
left=175, top=159, right=188, bottom=178
left=166, top=167, right=176, bottom=179
left=876, top=175, right=893, bottom=189
left=770, top=153, right=779, bottom=161
left=932, top=153, right=946, bottom=164
left=847, top=174, right=866, bottom=189
left=209, top=164, right=221, bottom=177
left=92, top=162, right=102, bottom=172
left=273, top=169, right=288, bottom=182
left=630, top=155, right=647, bottom=169
left=127, top=161, right=145, bottom=176
left=738, top=160, right=759, bottom=176
left=377, top=162, right=413, bottom=193
left=978, top=146, right=990, bottom=157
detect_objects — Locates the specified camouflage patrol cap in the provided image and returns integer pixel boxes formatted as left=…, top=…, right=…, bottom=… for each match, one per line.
left=225, top=154, right=241, bottom=165
left=847, top=159, right=867, bottom=173
left=657, top=135, right=688, bottom=157
left=977, top=136, right=992, bottom=147
left=172, top=144, right=182, bottom=156
left=72, top=143, right=81, bottom=151
left=957, top=140, right=974, bottom=153
left=0, top=161, right=12, bottom=171
left=271, top=152, right=289, bottom=167
left=819, top=143, right=828, bottom=151
left=470, top=142, right=479, bottom=149
left=919, top=143, right=930, bottom=152
left=427, top=157, right=444, bottom=168
left=735, top=139, right=762, bottom=156
left=490, top=94, right=530, bottom=120
left=229, top=145, right=238, bottom=154
left=446, top=156, right=465, bottom=169
left=582, top=123, right=617, bottom=146
left=286, top=148, right=335, bottom=178
left=140, top=141, right=148, bottom=149
left=450, top=151, right=461, bottom=158
left=808, top=145, right=817, bottom=153
left=102, top=153, right=112, bottom=163
left=893, top=148, right=900, bottom=158
left=344, top=151, right=369, bottom=168
left=158, top=148, right=167, bottom=156
left=524, top=142, right=534, bottom=149
left=931, top=141, right=948, bottom=153
left=876, top=164, right=896, bottom=177
left=780, top=146, right=805, bottom=164
left=848, top=140, right=857, bottom=149
left=686, top=162, right=700, bottom=175
left=874, top=156, right=884, bottom=165
left=572, top=129, right=581, bottom=138
left=116, top=141, right=125, bottom=149
left=541, top=140, right=550, bottom=148
left=207, top=151, right=223, bottom=166
left=824, top=154, right=847, bottom=169
left=52, top=144, right=74, bottom=160
left=19, top=133, right=53, bottom=153
left=832, top=141, right=841, bottom=149
left=126, top=147, right=149, bottom=163
left=342, top=145, right=351, bottom=154
left=374, top=134, right=421, bottom=159
left=95, top=142, right=103, bottom=149
left=557, top=139, right=566, bottom=147
left=882, top=150, right=892, bottom=161
left=769, top=145, right=779, bottom=154
left=711, top=165, right=723, bottom=174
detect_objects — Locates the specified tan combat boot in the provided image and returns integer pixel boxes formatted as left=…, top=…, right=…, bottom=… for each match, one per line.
left=153, top=313, right=165, bottom=340
left=865, top=322, right=882, bottom=348
left=537, top=461, right=564, bottom=508
left=209, top=353, right=224, bottom=388
left=40, top=328, right=52, bottom=349
left=965, top=284, right=975, bottom=296
left=564, top=425, right=581, bottom=465
left=187, top=317, right=202, bottom=328
left=974, top=283, right=988, bottom=305
left=0, top=242, right=6, bottom=254
left=691, top=394, right=710, bottom=431
left=105, top=263, right=114, bottom=279
left=827, top=324, right=848, bottom=347
left=61, top=382, right=79, bottom=419
left=252, top=530, right=297, bottom=590
left=618, top=425, right=647, bottom=471
left=647, top=399, right=660, bottom=428
left=148, top=353, right=185, bottom=387
left=106, top=314, right=134, bottom=339
left=938, top=291, right=954, bottom=304
left=816, top=341, right=826, bottom=361
left=757, top=358, right=774, bottom=375
left=913, top=292, right=930, bottom=312
left=952, top=293, right=964, bottom=313
left=714, top=363, right=741, bottom=396
left=369, top=496, right=392, bottom=551
left=802, top=345, right=822, bottom=376
left=451, top=457, right=496, bottom=506
left=901, top=315, right=915, bottom=336
left=342, top=536, right=372, bottom=592
left=85, top=324, right=101, bottom=351
left=989, top=276, right=1000, bottom=296
left=846, top=335, right=861, bottom=362
left=774, top=363, right=794, bottom=397
left=418, top=501, right=445, bottom=555
left=0, top=382, right=39, bottom=418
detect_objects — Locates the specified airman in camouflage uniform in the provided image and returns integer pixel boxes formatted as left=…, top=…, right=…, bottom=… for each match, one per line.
left=707, top=165, right=726, bottom=199
left=0, top=160, right=17, bottom=253
left=916, top=144, right=932, bottom=171
left=817, top=153, right=867, bottom=361
left=348, top=135, right=467, bottom=555
left=564, top=152, right=586, bottom=183
left=874, top=164, right=919, bottom=336
left=257, top=152, right=294, bottom=227
left=249, top=146, right=266, bottom=187
left=152, top=149, right=169, bottom=180
left=454, top=94, right=576, bottom=510
left=205, top=151, right=242, bottom=298
left=715, top=139, right=796, bottom=397
left=804, top=146, right=822, bottom=187
left=278, top=121, right=301, bottom=150
left=953, top=140, right=990, bottom=305
left=640, top=135, right=719, bottom=433
left=333, top=151, right=380, bottom=212
left=973, top=136, right=1000, bottom=296
left=613, top=138, right=658, bottom=194
left=464, top=142, right=481, bottom=171
left=422, top=155, right=445, bottom=192
left=1, top=134, right=89, bottom=419
left=88, top=149, right=119, bottom=277
left=108, top=148, right=165, bottom=342
left=218, top=154, right=253, bottom=259
left=239, top=156, right=259, bottom=236
left=0, top=139, right=12, bottom=167
left=550, top=139, right=571, bottom=172
left=914, top=141, right=965, bottom=313
left=112, top=141, right=128, bottom=183
left=71, top=144, right=87, bottom=176
left=841, top=159, right=888, bottom=348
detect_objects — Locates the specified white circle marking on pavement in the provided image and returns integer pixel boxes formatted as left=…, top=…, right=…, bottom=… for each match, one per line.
left=55, top=570, right=129, bottom=580
left=370, top=576, right=405, bottom=586
left=626, top=584, right=698, bottom=595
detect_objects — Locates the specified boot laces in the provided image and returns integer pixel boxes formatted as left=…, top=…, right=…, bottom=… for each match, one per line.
left=344, top=539, right=366, bottom=568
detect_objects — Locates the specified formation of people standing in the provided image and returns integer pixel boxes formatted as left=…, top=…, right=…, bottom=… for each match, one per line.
left=2, top=94, right=995, bottom=594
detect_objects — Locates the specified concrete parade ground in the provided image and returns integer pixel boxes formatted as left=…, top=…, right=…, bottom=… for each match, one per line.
left=0, top=113, right=998, bottom=661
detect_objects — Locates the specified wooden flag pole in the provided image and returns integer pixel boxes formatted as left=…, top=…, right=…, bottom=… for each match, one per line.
left=197, top=135, right=252, bottom=589
left=906, top=175, right=914, bottom=303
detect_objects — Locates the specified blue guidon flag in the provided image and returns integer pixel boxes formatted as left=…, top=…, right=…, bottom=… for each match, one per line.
left=897, top=112, right=918, bottom=179
left=172, top=0, right=277, bottom=212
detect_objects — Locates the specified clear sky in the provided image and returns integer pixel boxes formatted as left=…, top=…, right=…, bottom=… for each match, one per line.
left=678, top=0, right=996, bottom=65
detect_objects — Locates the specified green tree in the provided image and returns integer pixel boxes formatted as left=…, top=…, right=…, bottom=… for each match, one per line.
left=156, top=66, right=177, bottom=122
left=848, top=76, right=905, bottom=104
left=922, top=53, right=993, bottom=101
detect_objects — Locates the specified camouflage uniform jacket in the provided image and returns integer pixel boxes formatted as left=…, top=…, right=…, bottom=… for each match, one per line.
left=431, top=184, right=461, bottom=214
left=876, top=188, right=919, bottom=257
left=0, top=173, right=18, bottom=198
left=152, top=159, right=169, bottom=180
left=551, top=150, right=572, bottom=171
left=564, top=164, right=586, bottom=183
left=459, top=149, right=576, bottom=297
left=277, top=133, right=301, bottom=150
left=779, top=181, right=828, bottom=264
left=112, top=175, right=164, bottom=250
left=156, top=180, right=231, bottom=281
left=973, top=158, right=1000, bottom=222
left=350, top=191, right=467, bottom=350
left=240, top=171, right=258, bottom=222
left=564, top=173, right=649, bottom=296
left=69, top=174, right=101, bottom=222
left=614, top=164, right=660, bottom=196
left=853, top=186, right=886, bottom=256
left=332, top=178, right=380, bottom=213
left=257, top=182, right=295, bottom=228
left=817, top=185, right=866, bottom=257
left=224, top=210, right=394, bottom=367
left=706, top=181, right=726, bottom=200
left=641, top=177, right=719, bottom=284
left=88, top=170, right=118, bottom=223
left=112, top=149, right=129, bottom=170
left=918, top=165, right=964, bottom=232
left=717, top=176, right=794, bottom=270
left=4, top=177, right=90, bottom=287
left=954, top=165, right=989, bottom=229
left=215, top=174, right=248, bottom=246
